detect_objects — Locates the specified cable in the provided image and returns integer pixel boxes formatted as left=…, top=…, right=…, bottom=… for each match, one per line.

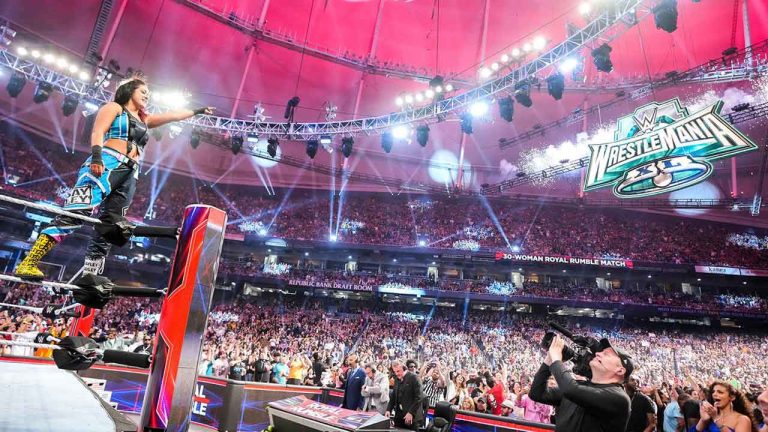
left=294, top=0, right=318, bottom=96
left=139, top=0, right=166, bottom=68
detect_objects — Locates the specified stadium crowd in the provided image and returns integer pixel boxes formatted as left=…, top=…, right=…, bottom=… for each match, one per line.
left=3, top=277, right=768, bottom=429
left=3, top=132, right=768, bottom=270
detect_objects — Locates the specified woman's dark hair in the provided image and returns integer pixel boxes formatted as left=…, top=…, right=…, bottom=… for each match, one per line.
left=708, top=380, right=758, bottom=432
left=113, top=78, right=146, bottom=106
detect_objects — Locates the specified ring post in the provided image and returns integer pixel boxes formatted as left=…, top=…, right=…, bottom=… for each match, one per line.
left=139, top=205, right=227, bottom=432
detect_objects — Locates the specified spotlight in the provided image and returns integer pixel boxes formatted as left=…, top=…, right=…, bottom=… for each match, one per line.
left=469, top=101, right=489, bottom=118
left=16, top=46, right=28, bottom=56
left=319, top=135, right=332, bottom=145
left=284, top=96, right=300, bottom=121
left=61, top=94, right=79, bottom=117
left=591, top=43, right=613, bottom=73
left=460, top=113, right=473, bottom=134
left=559, top=57, right=580, bottom=74
left=190, top=129, right=201, bottom=149
left=306, top=139, right=319, bottom=159
left=392, top=125, right=410, bottom=140
left=404, top=94, right=414, bottom=104
left=82, top=100, right=99, bottom=117
left=329, top=234, right=338, bottom=242
left=653, top=0, right=678, bottom=33
left=478, top=67, right=492, bottom=79
left=578, top=2, right=591, bottom=15
left=511, top=48, right=521, bottom=58
left=267, top=137, right=279, bottom=158
left=498, top=96, right=514, bottom=122
left=246, top=133, right=259, bottom=143
left=546, top=72, right=565, bottom=100
left=395, top=96, right=404, bottom=107
left=231, top=135, right=243, bottom=155
left=33, top=82, right=54, bottom=103
left=444, top=83, right=453, bottom=92
left=532, top=36, right=547, bottom=51
left=6, top=72, right=26, bottom=98
left=419, top=240, right=426, bottom=247
left=78, top=71, right=90, bottom=81
left=429, top=76, right=444, bottom=90
left=381, top=132, right=393, bottom=153
left=514, top=83, right=533, bottom=107
left=416, top=125, right=429, bottom=147
left=341, top=137, right=353, bottom=158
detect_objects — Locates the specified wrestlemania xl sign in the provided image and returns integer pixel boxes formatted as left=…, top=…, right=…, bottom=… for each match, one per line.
left=583, top=98, right=757, bottom=198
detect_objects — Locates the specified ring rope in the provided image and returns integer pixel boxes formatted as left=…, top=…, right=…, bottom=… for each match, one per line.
left=0, top=193, right=101, bottom=225
left=0, top=339, right=62, bottom=350
left=0, top=274, right=81, bottom=291
left=0, top=302, right=42, bottom=313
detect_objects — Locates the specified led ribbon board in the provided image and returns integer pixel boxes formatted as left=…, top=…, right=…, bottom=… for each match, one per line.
left=583, top=98, right=757, bottom=198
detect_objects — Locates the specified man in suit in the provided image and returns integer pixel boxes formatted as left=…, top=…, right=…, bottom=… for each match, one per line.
left=362, top=363, right=390, bottom=415
left=387, top=360, right=425, bottom=430
left=342, top=354, right=366, bottom=410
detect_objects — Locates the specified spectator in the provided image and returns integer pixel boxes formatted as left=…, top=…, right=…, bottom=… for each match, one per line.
left=387, top=360, right=425, bottom=430
left=361, top=363, right=389, bottom=415
left=133, top=334, right=153, bottom=355
left=625, top=376, right=657, bottom=432
left=695, top=381, right=755, bottom=432
left=421, top=362, right=447, bottom=407
left=342, top=354, right=366, bottom=410
left=101, top=328, right=127, bottom=351
left=271, top=354, right=288, bottom=384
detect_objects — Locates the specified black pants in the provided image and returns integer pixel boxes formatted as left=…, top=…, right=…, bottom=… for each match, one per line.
left=41, top=152, right=137, bottom=260
left=393, top=412, right=424, bottom=431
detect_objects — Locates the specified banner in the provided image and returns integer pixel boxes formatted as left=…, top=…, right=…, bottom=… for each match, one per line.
left=583, top=98, right=757, bottom=198
left=695, top=266, right=768, bottom=277
left=496, top=252, right=633, bottom=269
left=287, top=279, right=372, bottom=292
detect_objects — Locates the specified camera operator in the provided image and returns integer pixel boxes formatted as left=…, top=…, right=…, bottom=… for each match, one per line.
left=529, top=334, right=633, bottom=432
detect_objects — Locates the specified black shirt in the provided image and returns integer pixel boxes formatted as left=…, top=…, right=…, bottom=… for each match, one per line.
left=529, top=361, right=631, bottom=432
left=312, top=360, right=326, bottom=386
left=682, top=399, right=700, bottom=428
left=625, top=392, right=656, bottom=432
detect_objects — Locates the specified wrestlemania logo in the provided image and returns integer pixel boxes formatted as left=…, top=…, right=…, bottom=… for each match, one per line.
left=583, top=98, right=757, bottom=198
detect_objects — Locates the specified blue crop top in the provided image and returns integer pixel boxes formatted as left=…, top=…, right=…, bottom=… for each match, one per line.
left=103, top=108, right=149, bottom=155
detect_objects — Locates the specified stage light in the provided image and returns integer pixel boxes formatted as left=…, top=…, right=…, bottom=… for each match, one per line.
left=479, top=67, right=492, bottom=79
left=68, top=64, right=79, bottom=74
left=231, top=135, right=243, bottom=155
left=523, top=43, right=532, bottom=52
left=82, top=100, right=99, bottom=117
left=414, top=92, right=424, bottom=102
left=190, top=129, right=201, bottom=149
left=56, top=57, right=69, bottom=69
left=511, top=48, right=521, bottom=58
left=395, top=96, right=404, bottom=107
left=425, top=89, right=435, bottom=99
left=32, top=81, right=54, bottom=103
left=460, top=113, right=473, bottom=134
left=469, top=101, right=489, bottom=118
left=491, top=62, right=500, bottom=71
left=329, top=234, right=338, bottom=242
left=434, top=86, right=443, bottom=94
left=653, top=0, right=678, bottom=33
left=592, top=43, right=613, bottom=73
left=6, top=72, right=26, bottom=98
left=404, top=94, right=414, bottom=104
left=306, top=139, right=319, bottom=158
left=419, top=240, right=426, bottom=247
left=78, top=71, right=90, bottom=81
left=341, top=137, right=353, bottom=158
left=284, top=96, right=300, bottom=121
left=267, top=137, right=279, bottom=158
left=61, top=94, right=79, bottom=117
left=168, top=124, right=183, bottom=139
left=42, top=53, right=55, bottom=64
left=546, top=72, right=565, bottom=100
left=246, top=133, right=259, bottom=144
left=319, top=135, right=332, bottom=145
left=381, top=132, right=393, bottom=153
left=579, top=2, right=591, bottom=15
left=559, top=57, right=580, bottom=73
left=533, top=36, right=546, bottom=51
left=498, top=96, right=514, bottom=122
left=500, top=54, right=510, bottom=63
left=16, top=46, right=27, bottom=56
left=445, top=84, right=453, bottom=92
left=392, top=125, right=410, bottom=140
left=514, top=83, right=532, bottom=107
left=30, top=49, right=41, bottom=59
left=416, top=125, right=429, bottom=147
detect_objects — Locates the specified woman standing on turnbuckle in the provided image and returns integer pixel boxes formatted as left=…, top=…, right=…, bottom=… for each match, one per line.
left=14, top=75, right=213, bottom=280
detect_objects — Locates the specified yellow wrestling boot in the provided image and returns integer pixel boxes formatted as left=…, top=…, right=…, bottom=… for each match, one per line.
left=14, top=234, right=56, bottom=281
